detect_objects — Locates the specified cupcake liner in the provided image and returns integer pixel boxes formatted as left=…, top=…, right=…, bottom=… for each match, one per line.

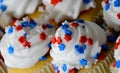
left=0, top=59, right=7, bottom=73
left=110, top=65, right=118, bottom=73
left=78, top=51, right=114, bottom=73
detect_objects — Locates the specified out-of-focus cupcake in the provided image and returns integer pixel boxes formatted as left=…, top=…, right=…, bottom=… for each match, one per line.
left=0, top=0, right=42, bottom=28
left=102, top=0, right=120, bottom=31
left=110, top=35, right=120, bottom=73
left=50, top=19, right=114, bottom=73
left=0, top=17, right=55, bottom=73
left=40, top=0, right=96, bottom=23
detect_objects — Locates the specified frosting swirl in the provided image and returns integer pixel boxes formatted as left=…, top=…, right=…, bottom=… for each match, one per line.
left=42, top=0, right=95, bottom=22
left=102, top=0, right=120, bottom=30
left=0, top=17, right=55, bottom=68
left=50, top=19, right=107, bottom=73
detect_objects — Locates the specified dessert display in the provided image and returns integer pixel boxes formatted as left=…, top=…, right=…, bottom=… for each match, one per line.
left=0, top=0, right=119, bottom=73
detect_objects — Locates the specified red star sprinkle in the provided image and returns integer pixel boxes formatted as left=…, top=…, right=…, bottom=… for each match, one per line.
left=18, top=36, right=26, bottom=44
left=23, top=41, right=31, bottom=48
left=51, top=0, right=62, bottom=6
left=42, top=24, right=47, bottom=30
left=87, top=37, right=93, bottom=45
left=71, top=22, right=79, bottom=27
left=79, top=35, right=87, bottom=44
left=16, top=25, right=23, bottom=31
left=40, top=32, right=46, bottom=40
left=105, top=0, right=109, bottom=4
left=64, top=34, right=72, bottom=42
left=56, top=37, right=62, bottom=44
left=117, top=13, right=120, bottom=19
left=51, top=36, right=56, bottom=44
left=70, top=68, right=76, bottom=73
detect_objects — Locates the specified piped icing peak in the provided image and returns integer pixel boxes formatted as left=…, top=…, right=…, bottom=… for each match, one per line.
left=50, top=19, right=107, bottom=73
left=102, top=0, right=120, bottom=30
left=0, top=17, right=55, bottom=68
left=41, top=0, right=95, bottom=22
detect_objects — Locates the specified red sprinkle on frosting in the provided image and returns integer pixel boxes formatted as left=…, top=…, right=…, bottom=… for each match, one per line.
left=117, top=13, right=120, bottom=19
left=51, top=0, right=62, bottom=6
left=40, top=32, right=46, bottom=40
left=79, top=35, right=87, bottom=44
left=18, top=36, right=26, bottom=44
left=16, top=25, right=23, bottom=31
left=71, top=22, right=79, bottom=27
left=113, top=60, right=117, bottom=67
left=87, top=37, right=93, bottom=45
left=70, top=68, right=76, bottom=73
left=98, top=53, right=106, bottom=60
left=57, top=37, right=62, bottom=44
left=42, top=24, right=47, bottom=30
left=52, top=36, right=56, bottom=44
left=64, top=34, right=72, bottom=42
left=105, top=0, right=109, bottom=4
left=23, top=41, right=31, bottom=48
left=114, top=39, right=120, bottom=50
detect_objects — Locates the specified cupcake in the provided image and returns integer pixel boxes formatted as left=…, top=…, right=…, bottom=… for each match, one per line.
left=102, top=0, right=120, bottom=31
left=110, top=35, right=120, bottom=73
left=0, top=0, right=42, bottom=28
left=50, top=19, right=114, bottom=73
left=0, top=17, right=55, bottom=73
left=40, top=0, right=96, bottom=23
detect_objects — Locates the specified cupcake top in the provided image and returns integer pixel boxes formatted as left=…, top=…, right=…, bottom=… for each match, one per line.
left=0, top=0, right=41, bottom=18
left=0, top=17, right=55, bottom=68
left=114, top=35, right=120, bottom=69
left=50, top=19, right=107, bottom=73
left=102, top=0, right=120, bottom=30
left=42, top=0, right=95, bottom=22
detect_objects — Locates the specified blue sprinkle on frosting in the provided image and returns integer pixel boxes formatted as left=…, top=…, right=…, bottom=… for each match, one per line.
left=64, top=29, right=72, bottom=35
left=21, top=21, right=29, bottom=27
left=62, top=64, right=67, bottom=72
left=54, top=64, right=59, bottom=72
left=58, top=43, right=65, bottom=51
left=101, top=44, right=109, bottom=51
left=0, top=4, right=7, bottom=12
left=83, top=0, right=91, bottom=4
left=8, top=45, right=14, bottom=54
left=39, top=56, right=46, bottom=60
left=8, top=27, right=14, bottom=34
left=80, top=59, right=87, bottom=66
left=94, top=53, right=100, bottom=60
left=62, top=24, right=69, bottom=30
left=46, top=24, right=53, bottom=28
left=105, top=3, right=110, bottom=11
left=76, top=19, right=84, bottom=23
left=116, top=60, right=120, bottom=68
left=75, top=44, right=86, bottom=54
left=114, top=0, right=120, bottom=7
left=29, top=21, right=37, bottom=28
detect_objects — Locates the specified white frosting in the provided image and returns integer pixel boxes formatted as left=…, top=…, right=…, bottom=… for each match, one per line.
left=102, top=0, right=120, bottom=30
left=1, top=0, right=40, bottom=18
left=114, top=36, right=120, bottom=61
left=41, top=0, right=95, bottom=22
left=0, top=17, right=55, bottom=68
left=50, top=20, right=107, bottom=73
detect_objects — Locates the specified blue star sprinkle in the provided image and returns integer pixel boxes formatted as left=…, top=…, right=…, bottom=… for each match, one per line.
left=80, top=59, right=87, bottom=66
left=58, top=43, right=65, bottom=51
left=8, top=45, right=14, bottom=54
left=105, top=3, right=110, bottom=11
left=8, top=27, right=14, bottom=34
left=116, top=60, right=120, bottom=68
left=75, top=44, right=86, bottom=54
left=29, top=21, right=37, bottom=28
left=94, top=53, right=100, bottom=60
left=62, top=24, right=69, bottom=30
left=0, top=4, right=7, bottom=12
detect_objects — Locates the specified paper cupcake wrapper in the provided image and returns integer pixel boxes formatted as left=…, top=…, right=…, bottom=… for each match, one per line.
left=0, top=59, right=7, bottom=73
left=110, top=65, right=118, bottom=73
left=78, top=51, right=114, bottom=73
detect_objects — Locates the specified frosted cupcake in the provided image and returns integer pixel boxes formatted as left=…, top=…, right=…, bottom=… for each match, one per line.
left=40, top=0, right=96, bottom=23
left=110, top=35, right=120, bottom=73
left=102, top=0, right=120, bottom=30
left=0, top=17, right=55, bottom=73
left=0, top=0, right=42, bottom=28
left=50, top=19, right=114, bottom=73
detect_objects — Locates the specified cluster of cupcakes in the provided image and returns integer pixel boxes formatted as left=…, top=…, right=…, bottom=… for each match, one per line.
left=0, top=0, right=119, bottom=73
